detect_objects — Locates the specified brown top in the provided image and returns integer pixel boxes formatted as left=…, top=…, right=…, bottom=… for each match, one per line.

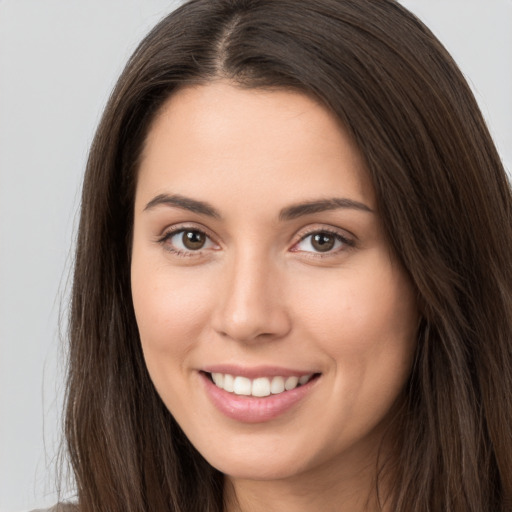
left=31, top=505, right=77, bottom=512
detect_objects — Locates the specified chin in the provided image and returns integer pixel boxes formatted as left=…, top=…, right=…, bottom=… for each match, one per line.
left=194, top=435, right=319, bottom=482
left=211, top=458, right=306, bottom=482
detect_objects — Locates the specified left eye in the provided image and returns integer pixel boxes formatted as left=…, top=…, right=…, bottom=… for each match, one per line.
left=294, top=231, right=347, bottom=253
left=165, top=229, right=217, bottom=252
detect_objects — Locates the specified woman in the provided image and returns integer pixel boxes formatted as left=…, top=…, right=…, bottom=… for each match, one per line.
left=60, top=0, right=512, bottom=510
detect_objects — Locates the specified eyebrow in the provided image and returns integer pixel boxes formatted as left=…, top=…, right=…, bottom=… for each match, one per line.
left=279, top=198, right=373, bottom=220
left=144, top=194, right=221, bottom=218
left=144, top=193, right=372, bottom=220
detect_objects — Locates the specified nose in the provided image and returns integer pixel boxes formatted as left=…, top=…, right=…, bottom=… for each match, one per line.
left=211, top=250, right=292, bottom=343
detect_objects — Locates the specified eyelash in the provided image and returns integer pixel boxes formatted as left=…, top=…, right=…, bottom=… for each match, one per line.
left=291, top=228, right=355, bottom=257
left=157, top=225, right=218, bottom=257
left=157, top=225, right=354, bottom=258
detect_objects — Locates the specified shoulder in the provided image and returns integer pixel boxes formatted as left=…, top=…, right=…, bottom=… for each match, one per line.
left=30, top=504, right=77, bottom=512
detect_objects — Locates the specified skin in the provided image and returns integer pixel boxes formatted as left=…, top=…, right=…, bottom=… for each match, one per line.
left=131, top=82, right=419, bottom=511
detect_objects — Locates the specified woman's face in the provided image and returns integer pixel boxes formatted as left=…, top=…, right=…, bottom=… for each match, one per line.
left=131, top=82, right=418, bottom=485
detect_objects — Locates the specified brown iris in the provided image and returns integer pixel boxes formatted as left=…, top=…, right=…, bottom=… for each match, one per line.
left=182, top=230, right=206, bottom=250
left=311, top=232, right=336, bottom=252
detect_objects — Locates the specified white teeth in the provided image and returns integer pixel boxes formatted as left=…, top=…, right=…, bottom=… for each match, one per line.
left=285, top=376, right=299, bottom=390
left=233, top=376, right=252, bottom=395
left=212, top=372, right=223, bottom=387
left=270, top=376, right=285, bottom=394
left=210, top=373, right=314, bottom=397
left=299, top=375, right=310, bottom=385
left=252, top=377, right=271, bottom=397
left=223, top=374, right=234, bottom=392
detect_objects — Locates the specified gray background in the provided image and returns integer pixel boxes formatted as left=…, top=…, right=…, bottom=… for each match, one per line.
left=0, top=1, right=510, bottom=510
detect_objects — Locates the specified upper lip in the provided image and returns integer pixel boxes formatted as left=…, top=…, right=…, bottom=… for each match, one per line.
left=201, top=364, right=319, bottom=379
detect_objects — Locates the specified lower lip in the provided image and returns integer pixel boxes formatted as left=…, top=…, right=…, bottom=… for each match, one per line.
left=200, top=372, right=318, bottom=423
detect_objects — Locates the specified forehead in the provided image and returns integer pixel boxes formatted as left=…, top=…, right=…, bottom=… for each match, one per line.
left=136, top=81, right=374, bottom=212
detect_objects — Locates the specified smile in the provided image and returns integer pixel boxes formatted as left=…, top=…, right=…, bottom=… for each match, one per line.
left=201, top=370, right=321, bottom=423
left=209, top=372, right=315, bottom=397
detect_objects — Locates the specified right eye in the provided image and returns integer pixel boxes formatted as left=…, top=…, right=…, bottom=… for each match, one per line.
left=159, top=228, right=218, bottom=256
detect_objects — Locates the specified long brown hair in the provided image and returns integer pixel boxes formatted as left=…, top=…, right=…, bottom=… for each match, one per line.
left=66, top=0, right=512, bottom=510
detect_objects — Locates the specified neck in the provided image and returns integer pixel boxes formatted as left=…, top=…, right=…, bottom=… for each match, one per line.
left=221, top=401, right=404, bottom=512
left=223, top=450, right=394, bottom=512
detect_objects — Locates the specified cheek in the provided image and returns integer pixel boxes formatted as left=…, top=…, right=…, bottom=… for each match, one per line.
left=131, top=260, right=214, bottom=366
left=298, top=262, right=417, bottom=439
left=131, top=262, right=218, bottom=418
left=295, top=258, right=418, bottom=378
